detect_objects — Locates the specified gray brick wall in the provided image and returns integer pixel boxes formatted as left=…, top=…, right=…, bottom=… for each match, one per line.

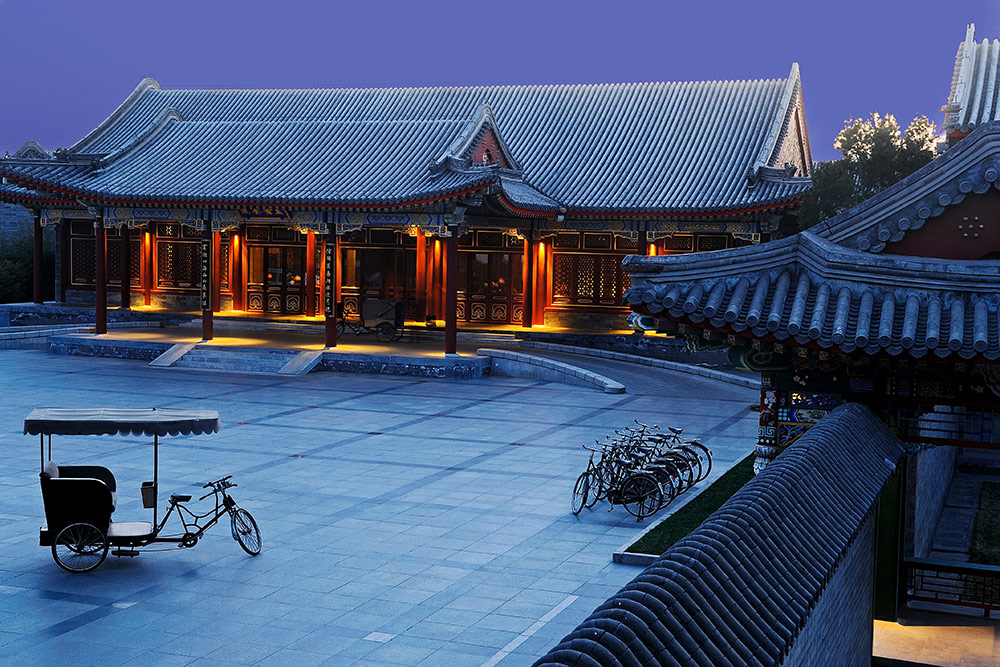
left=0, top=202, right=31, bottom=238
left=785, top=513, right=876, bottom=667
left=907, top=444, right=957, bottom=558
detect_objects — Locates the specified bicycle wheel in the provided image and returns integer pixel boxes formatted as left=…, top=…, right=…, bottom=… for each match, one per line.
left=374, top=322, right=396, bottom=343
left=571, top=472, right=591, bottom=515
left=52, top=523, right=108, bottom=573
left=336, top=320, right=346, bottom=337
left=685, top=441, right=713, bottom=481
left=585, top=467, right=604, bottom=508
left=231, top=509, right=261, bottom=556
left=620, top=473, right=662, bottom=521
left=676, top=446, right=703, bottom=484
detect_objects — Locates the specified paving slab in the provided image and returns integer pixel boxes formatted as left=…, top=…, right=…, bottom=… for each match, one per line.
left=0, top=348, right=757, bottom=665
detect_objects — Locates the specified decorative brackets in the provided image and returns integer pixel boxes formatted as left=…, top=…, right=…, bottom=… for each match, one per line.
left=646, top=219, right=760, bottom=242
left=532, top=219, right=639, bottom=240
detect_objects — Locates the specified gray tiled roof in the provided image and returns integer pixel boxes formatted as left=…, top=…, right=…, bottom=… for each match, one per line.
left=624, top=232, right=1000, bottom=360
left=534, top=403, right=903, bottom=667
left=0, top=68, right=810, bottom=212
left=816, top=121, right=1000, bottom=253
left=944, top=24, right=1000, bottom=134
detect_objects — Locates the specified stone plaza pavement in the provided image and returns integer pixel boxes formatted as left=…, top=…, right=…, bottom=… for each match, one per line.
left=0, top=348, right=757, bottom=666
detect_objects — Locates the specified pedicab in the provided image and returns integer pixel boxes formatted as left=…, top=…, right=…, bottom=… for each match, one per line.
left=25, top=407, right=260, bottom=573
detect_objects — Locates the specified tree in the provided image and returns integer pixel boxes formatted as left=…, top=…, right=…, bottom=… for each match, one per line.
left=796, top=114, right=937, bottom=232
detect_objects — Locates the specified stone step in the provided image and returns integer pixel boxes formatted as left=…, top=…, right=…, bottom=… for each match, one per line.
left=171, top=345, right=301, bottom=374
left=187, top=347, right=299, bottom=359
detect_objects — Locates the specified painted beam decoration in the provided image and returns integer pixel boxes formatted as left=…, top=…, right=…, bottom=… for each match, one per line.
left=213, top=209, right=328, bottom=234
left=332, top=211, right=450, bottom=237
left=102, top=207, right=205, bottom=230
left=647, top=219, right=760, bottom=242
left=39, top=208, right=96, bottom=227
left=533, top=219, right=638, bottom=240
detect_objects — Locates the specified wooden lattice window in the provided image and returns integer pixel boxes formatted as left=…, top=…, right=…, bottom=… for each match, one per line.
left=130, top=240, right=141, bottom=285
left=219, top=242, right=230, bottom=291
left=157, top=242, right=200, bottom=288
left=583, top=233, right=612, bottom=250
left=71, top=238, right=95, bottom=285
left=697, top=235, right=727, bottom=252
left=552, top=252, right=627, bottom=307
left=664, top=235, right=694, bottom=252
left=272, top=227, right=298, bottom=242
left=246, top=226, right=269, bottom=241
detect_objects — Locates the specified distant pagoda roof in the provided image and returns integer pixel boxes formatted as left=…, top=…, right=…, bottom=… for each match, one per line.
left=943, top=24, right=1000, bottom=135
left=625, top=232, right=1000, bottom=360
left=0, top=67, right=811, bottom=214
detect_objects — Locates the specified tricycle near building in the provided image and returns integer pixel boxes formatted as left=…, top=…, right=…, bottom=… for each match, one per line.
left=25, top=408, right=260, bottom=573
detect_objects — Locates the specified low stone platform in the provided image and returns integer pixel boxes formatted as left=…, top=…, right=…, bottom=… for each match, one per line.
left=48, top=333, right=492, bottom=379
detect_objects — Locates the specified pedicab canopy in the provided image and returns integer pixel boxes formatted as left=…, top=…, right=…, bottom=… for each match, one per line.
left=24, top=408, right=221, bottom=437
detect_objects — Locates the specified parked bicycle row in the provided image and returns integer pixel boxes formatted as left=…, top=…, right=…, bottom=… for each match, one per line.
left=571, top=420, right=713, bottom=522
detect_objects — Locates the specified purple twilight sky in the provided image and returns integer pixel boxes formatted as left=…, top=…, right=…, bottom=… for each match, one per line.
left=1, top=0, right=998, bottom=163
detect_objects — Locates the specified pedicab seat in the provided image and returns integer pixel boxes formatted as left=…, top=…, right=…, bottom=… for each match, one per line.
left=170, top=493, right=192, bottom=503
left=38, top=461, right=116, bottom=547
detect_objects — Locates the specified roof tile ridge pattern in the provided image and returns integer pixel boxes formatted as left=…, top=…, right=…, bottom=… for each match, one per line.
left=70, top=77, right=161, bottom=155
left=624, top=232, right=1000, bottom=359
left=816, top=120, right=1000, bottom=252
left=1, top=70, right=813, bottom=213
left=533, top=403, right=904, bottom=667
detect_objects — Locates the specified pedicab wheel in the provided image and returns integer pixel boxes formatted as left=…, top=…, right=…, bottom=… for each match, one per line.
left=231, top=509, right=261, bottom=556
left=374, top=322, right=396, bottom=343
left=392, top=326, right=404, bottom=342
left=571, top=472, right=591, bottom=515
left=620, top=473, right=663, bottom=522
left=52, top=523, right=109, bottom=573
left=336, top=320, right=346, bottom=337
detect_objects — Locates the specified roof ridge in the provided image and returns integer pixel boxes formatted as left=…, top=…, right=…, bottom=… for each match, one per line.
left=143, top=74, right=795, bottom=95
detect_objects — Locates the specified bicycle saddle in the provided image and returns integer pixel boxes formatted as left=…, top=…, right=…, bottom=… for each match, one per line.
left=170, top=493, right=192, bottom=503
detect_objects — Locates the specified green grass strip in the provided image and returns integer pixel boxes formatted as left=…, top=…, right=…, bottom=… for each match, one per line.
left=970, top=481, right=1000, bottom=566
left=627, top=453, right=756, bottom=556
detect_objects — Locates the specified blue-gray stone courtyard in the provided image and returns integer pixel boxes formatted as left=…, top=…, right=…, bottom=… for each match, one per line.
left=0, top=349, right=755, bottom=665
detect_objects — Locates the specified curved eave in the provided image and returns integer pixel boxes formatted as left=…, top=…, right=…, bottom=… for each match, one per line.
left=625, top=232, right=1000, bottom=362
left=0, top=173, right=494, bottom=211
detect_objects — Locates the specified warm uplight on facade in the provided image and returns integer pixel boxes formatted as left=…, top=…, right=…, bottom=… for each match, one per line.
left=648, top=243, right=657, bottom=256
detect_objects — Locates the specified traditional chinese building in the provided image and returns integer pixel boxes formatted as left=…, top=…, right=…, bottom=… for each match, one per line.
left=0, top=66, right=811, bottom=348
left=622, top=25, right=1000, bottom=618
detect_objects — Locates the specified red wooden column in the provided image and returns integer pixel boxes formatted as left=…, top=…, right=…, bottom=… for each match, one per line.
left=430, top=238, right=443, bottom=320
left=95, top=220, right=107, bottom=334
left=414, top=229, right=427, bottom=321
left=142, top=230, right=153, bottom=306
left=316, top=235, right=326, bottom=317
left=305, top=231, right=316, bottom=317
left=532, top=240, right=547, bottom=326
left=231, top=230, right=244, bottom=310
left=211, top=231, right=221, bottom=313
left=32, top=212, right=43, bottom=304
left=324, top=235, right=340, bottom=347
left=119, top=228, right=132, bottom=309
left=201, top=228, right=214, bottom=341
left=522, top=235, right=534, bottom=328
left=58, top=223, right=69, bottom=303
left=444, top=230, right=458, bottom=354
